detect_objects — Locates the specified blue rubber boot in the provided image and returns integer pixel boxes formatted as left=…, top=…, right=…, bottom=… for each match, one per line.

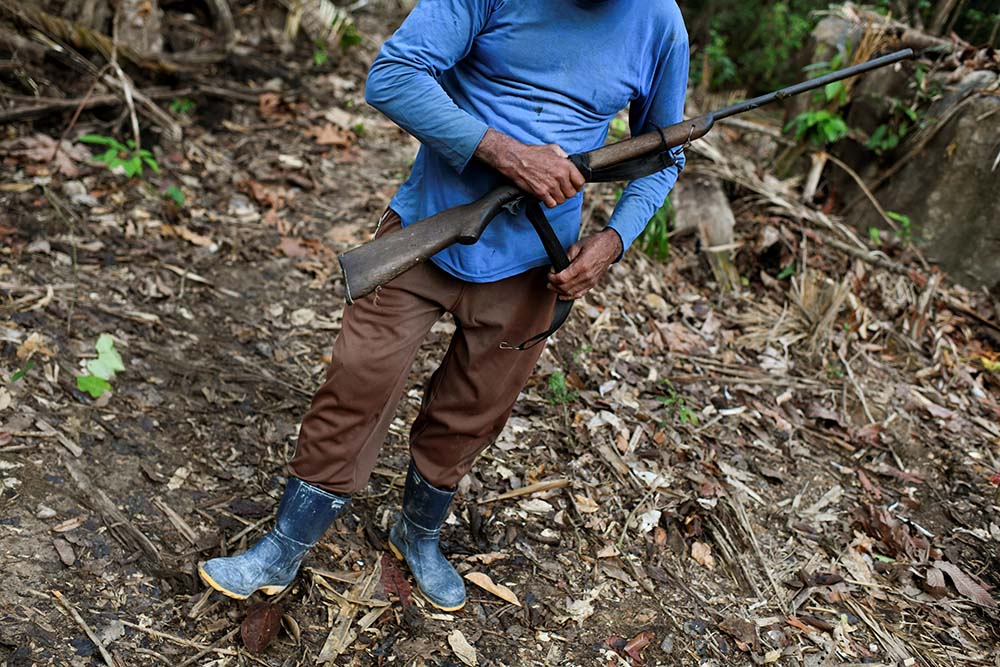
left=389, top=461, right=466, bottom=611
left=199, top=477, right=349, bottom=600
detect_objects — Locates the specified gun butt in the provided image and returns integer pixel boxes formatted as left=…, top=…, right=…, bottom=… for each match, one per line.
left=338, top=185, right=522, bottom=303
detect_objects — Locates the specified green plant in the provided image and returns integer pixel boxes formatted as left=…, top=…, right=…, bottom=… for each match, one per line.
left=638, top=196, right=674, bottom=261
left=10, top=361, right=35, bottom=384
left=80, top=134, right=160, bottom=178
left=76, top=334, right=124, bottom=398
left=887, top=211, right=912, bottom=244
left=607, top=117, right=629, bottom=143
left=786, top=109, right=849, bottom=147
left=869, top=227, right=882, bottom=246
left=777, top=263, right=796, bottom=280
left=352, top=122, right=367, bottom=137
left=169, top=98, right=197, bottom=114
left=547, top=370, right=578, bottom=405
left=658, top=380, right=698, bottom=424
left=867, top=100, right=920, bottom=155
left=340, top=24, right=362, bottom=50
left=313, top=40, right=330, bottom=66
left=165, top=185, right=185, bottom=207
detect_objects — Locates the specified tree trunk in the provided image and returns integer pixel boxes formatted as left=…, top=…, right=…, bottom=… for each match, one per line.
left=115, top=0, right=163, bottom=54
left=929, top=0, right=961, bottom=35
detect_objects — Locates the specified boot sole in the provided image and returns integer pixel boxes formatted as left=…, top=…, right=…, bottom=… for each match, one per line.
left=197, top=565, right=287, bottom=600
left=387, top=540, right=466, bottom=613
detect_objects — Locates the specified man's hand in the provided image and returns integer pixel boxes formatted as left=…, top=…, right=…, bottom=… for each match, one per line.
left=475, top=129, right=585, bottom=208
left=548, top=229, right=623, bottom=300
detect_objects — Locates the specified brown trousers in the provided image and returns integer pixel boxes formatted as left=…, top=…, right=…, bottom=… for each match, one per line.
left=288, top=210, right=556, bottom=493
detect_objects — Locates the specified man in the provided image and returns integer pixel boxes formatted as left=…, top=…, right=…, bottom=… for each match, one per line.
left=199, top=0, right=688, bottom=611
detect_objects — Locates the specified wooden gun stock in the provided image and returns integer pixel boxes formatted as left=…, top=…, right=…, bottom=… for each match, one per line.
left=339, top=184, right=521, bottom=303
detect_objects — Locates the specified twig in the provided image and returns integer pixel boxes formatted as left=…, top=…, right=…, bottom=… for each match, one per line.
left=176, top=628, right=239, bottom=667
left=47, top=64, right=112, bottom=169
left=821, top=151, right=898, bottom=230
left=52, top=590, right=117, bottom=667
left=837, top=349, right=875, bottom=424
left=477, top=479, right=570, bottom=504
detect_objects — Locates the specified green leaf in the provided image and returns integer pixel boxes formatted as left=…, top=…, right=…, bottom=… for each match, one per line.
left=97, top=148, right=119, bottom=165
left=10, top=361, right=35, bottom=384
left=79, top=134, right=118, bottom=147
left=87, top=334, right=125, bottom=380
left=777, top=264, right=796, bottom=280
left=165, top=185, right=185, bottom=206
left=886, top=211, right=910, bottom=226
left=869, top=227, right=882, bottom=246
left=123, top=156, right=142, bottom=177
left=142, top=155, right=161, bottom=174
left=77, top=375, right=111, bottom=398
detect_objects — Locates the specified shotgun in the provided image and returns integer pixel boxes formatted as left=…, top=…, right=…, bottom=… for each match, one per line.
left=340, top=48, right=914, bottom=307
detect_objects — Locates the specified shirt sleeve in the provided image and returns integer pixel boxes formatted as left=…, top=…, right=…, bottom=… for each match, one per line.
left=607, top=25, right=690, bottom=256
left=364, top=0, right=493, bottom=173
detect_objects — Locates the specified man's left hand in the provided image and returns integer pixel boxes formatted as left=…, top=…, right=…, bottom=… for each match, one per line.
left=548, top=229, right=623, bottom=301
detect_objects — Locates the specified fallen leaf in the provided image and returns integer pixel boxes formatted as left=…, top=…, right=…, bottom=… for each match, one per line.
left=807, top=402, right=846, bottom=428
left=465, top=572, right=520, bottom=607
left=241, top=602, right=283, bottom=654
left=466, top=552, right=508, bottom=565
left=278, top=237, right=310, bottom=258
left=16, top=333, right=54, bottom=361
left=623, top=631, right=655, bottom=663
left=448, top=629, right=478, bottom=666
left=162, top=224, right=213, bottom=248
left=933, top=561, right=996, bottom=608
left=690, top=541, right=716, bottom=570
left=52, top=516, right=86, bottom=532
left=380, top=554, right=412, bottom=607
left=0, top=133, right=91, bottom=177
left=306, top=123, right=354, bottom=148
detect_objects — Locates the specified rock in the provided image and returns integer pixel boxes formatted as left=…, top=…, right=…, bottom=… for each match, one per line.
left=850, top=75, right=1000, bottom=292
left=53, top=538, right=76, bottom=566
left=36, top=504, right=56, bottom=519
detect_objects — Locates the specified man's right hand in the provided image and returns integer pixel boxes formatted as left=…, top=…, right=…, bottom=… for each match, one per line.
left=475, top=129, right=585, bottom=209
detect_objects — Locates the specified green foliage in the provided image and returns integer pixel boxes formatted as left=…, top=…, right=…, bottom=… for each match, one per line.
left=867, top=100, right=920, bottom=155
left=682, top=0, right=822, bottom=92
left=313, top=40, right=330, bottom=66
left=777, top=263, right=796, bottom=280
left=657, top=380, right=698, bottom=425
left=607, top=117, right=629, bottom=143
left=76, top=334, right=124, bottom=399
left=352, top=122, right=367, bottom=137
left=547, top=370, right=578, bottom=405
left=10, top=361, right=35, bottom=384
left=869, top=227, right=882, bottom=246
left=165, top=185, right=185, bottom=207
left=638, top=196, right=674, bottom=261
left=785, top=109, right=849, bottom=147
left=80, top=134, right=160, bottom=178
left=887, top=211, right=912, bottom=244
left=340, top=24, right=362, bottom=50
left=169, top=98, right=197, bottom=114
left=696, top=28, right=738, bottom=90
left=77, top=375, right=112, bottom=398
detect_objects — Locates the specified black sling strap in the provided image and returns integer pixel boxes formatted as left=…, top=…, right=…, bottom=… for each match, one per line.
left=506, top=141, right=683, bottom=351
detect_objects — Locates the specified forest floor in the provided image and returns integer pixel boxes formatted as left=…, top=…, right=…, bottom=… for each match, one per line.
left=2, top=6, right=1000, bottom=667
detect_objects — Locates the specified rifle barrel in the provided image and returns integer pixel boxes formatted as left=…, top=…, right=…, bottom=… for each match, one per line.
left=713, top=49, right=914, bottom=121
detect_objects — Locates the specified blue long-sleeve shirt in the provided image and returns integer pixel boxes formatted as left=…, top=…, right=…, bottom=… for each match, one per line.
left=365, top=0, right=689, bottom=283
